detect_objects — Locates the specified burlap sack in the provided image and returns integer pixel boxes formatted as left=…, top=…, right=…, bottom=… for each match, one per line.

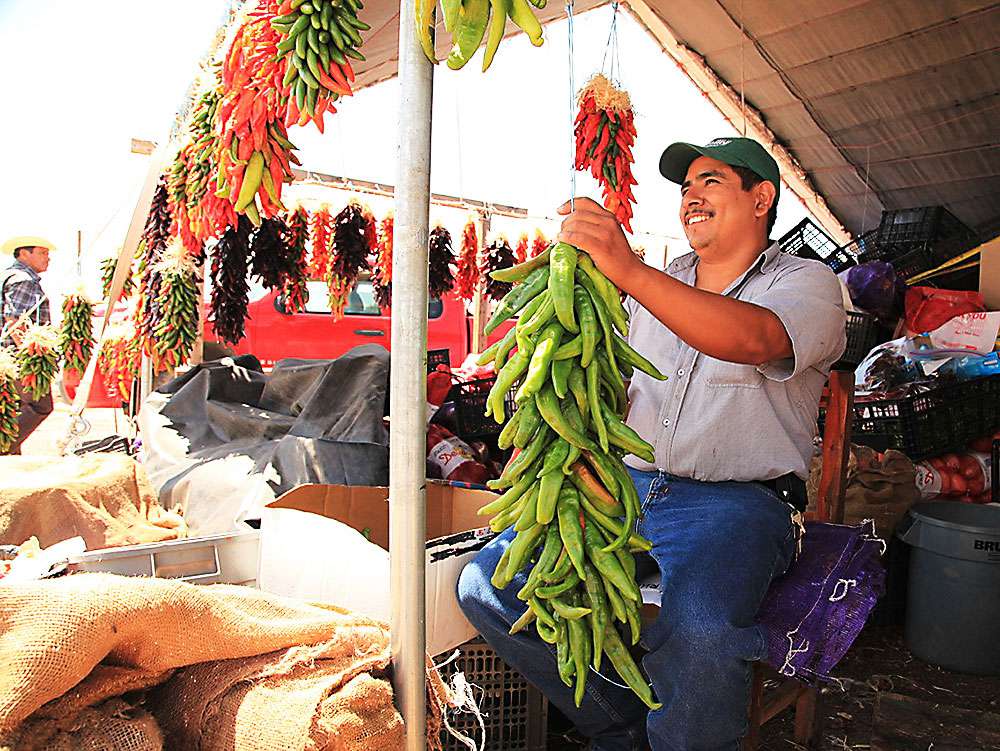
left=0, top=454, right=186, bottom=550
left=0, top=573, right=447, bottom=750
left=808, top=444, right=919, bottom=536
left=4, top=698, right=164, bottom=751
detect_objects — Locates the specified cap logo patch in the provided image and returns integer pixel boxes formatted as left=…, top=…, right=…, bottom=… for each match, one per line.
left=707, top=138, right=734, bottom=147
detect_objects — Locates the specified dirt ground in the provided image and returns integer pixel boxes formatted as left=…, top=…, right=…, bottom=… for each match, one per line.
left=546, top=620, right=1000, bottom=750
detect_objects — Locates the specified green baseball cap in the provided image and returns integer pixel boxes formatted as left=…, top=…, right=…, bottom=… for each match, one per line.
left=659, top=137, right=780, bottom=198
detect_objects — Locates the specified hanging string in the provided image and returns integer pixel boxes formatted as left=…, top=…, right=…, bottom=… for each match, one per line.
left=860, top=145, right=872, bottom=234
left=455, top=79, right=467, bottom=205
left=567, top=0, right=577, bottom=210
left=600, top=2, right=621, bottom=84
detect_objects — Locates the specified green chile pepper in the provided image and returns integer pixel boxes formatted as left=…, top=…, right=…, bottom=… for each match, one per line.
left=550, top=594, right=592, bottom=620
left=535, top=570, right=581, bottom=599
left=553, top=335, right=582, bottom=360
left=514, top=485, right=541, bottom=532
left=516, top=523, right=563, bottom=600
left=567, top=364, right=589, bottom=424
left=567, top=599, right=593, bottom=707
left=573, top=285, right=599, bottom=367
left=497, top=408, right=522, bottom=450
left=556, top=621, right=574, bottom=686
left=537, top=438, right=571, bottom=478
left=536, top=468, right=564, bottom=525
left=577, top=252, right=629, bottom=335
left=487, top=350, right=530, bottom=423
left=582, top=561, right=610, bottom=669
left=548, top=242, right=579, bottom=332
left=504, top=522, right=546, bottom=581
left=586, top=361, right=610, bottom=453
left=603, top=624, right=662, bottom=710
left=490, top=542, right=514, bottom=589
left=536, top=384, right=597, bottom=451
left=475, top=338, right=501, bottom=367
left=516, top=321, right=563, bottom=402
left=488, top=425, right=551, bottom=490
left=513, top=399, right=543, bottom=449
left=446, top=0, right=491, bottom=70
left=557, top=486, right=587, bottom=580
left=583, top=521, right=638, bottom=601
left=478, top=453, right=542, bottom=515
left=612, top=334, right=668, bottom=380
left=490, top=246, right=551, bottom=282
left=599, top=401, right=655, bottom=463
left=516, top=290, right=555, bottom=340
left=508, top=606, right=536, bottom=634
left=492, top=325, right=519, bottom=368
left=484, top=265, right=550, bottom=334
left=551, top=357, right=573, bottom=399
left=576, top=270, right=620, bottom=375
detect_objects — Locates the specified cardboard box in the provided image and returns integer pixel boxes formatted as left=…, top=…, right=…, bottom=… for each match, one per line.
left=979, top=236, right=1000, bottom=310
left=259, top=481, right=496, bottom=657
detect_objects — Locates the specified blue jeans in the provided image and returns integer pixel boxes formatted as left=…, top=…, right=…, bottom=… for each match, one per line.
left=457, top=468, right=797, bottom=751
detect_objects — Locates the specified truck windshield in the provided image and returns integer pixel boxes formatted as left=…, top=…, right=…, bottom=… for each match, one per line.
left=301, top=280, right=442, bottom=318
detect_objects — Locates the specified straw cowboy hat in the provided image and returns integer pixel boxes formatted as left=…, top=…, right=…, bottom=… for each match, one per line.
left=1, top=236, right=56, bottom=255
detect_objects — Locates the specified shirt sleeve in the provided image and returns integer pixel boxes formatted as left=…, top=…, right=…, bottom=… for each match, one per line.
left=753, top=261, right=847, bottom=381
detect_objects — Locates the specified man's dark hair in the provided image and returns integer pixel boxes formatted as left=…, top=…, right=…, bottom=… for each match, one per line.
left=730, top=165, right=777, bottom=235
left=12, top=247, right=24, bottom=259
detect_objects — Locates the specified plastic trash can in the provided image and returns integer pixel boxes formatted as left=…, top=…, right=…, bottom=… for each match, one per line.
left=896, top=502, right=1000, bottom=675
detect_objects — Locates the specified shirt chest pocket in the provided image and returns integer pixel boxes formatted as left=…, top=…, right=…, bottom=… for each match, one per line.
left=700, top=357, right=764, bottom=389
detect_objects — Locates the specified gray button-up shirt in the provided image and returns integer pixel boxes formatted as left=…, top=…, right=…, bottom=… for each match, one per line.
left=623, top=242, right=846, bottom=482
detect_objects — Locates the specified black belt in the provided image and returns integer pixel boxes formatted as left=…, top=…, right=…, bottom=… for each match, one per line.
left=758, top=474, right=807, bottom=512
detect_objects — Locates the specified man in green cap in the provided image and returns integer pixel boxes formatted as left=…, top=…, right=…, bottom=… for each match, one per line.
left=458, top=137, right=846, bottom=749
left=2, top=236, right=55, bottom=453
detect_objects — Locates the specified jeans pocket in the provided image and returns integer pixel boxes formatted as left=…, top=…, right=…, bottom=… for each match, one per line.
left=770, top=521, right=797, bottom=581
left=634, top=472, right=662, bottom=539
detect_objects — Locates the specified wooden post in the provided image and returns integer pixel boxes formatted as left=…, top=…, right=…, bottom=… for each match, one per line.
left=816, top=369, right=854, bottom=524
left=190, top=254, right=208, bottom=366
left=470, top=210, right=491, bottom=355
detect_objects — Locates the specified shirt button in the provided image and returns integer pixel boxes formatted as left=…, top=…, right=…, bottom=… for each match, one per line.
left=662, top=418, right=670, bottom=426
left=677, top=369, right=685, bottom=376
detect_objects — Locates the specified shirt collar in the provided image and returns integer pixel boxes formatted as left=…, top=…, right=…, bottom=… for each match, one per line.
left=9, top=259, right=41, bottom=282
left=667, top=241, right=781, bottom=280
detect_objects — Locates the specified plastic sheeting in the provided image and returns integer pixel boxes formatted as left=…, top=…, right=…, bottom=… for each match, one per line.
left=139, top=346, right=390, bottom=536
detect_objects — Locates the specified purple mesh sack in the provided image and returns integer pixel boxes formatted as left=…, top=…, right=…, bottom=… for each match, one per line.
left=846, top=262, right=902, bottom=319
left=755, top=520, right=886, bottom=684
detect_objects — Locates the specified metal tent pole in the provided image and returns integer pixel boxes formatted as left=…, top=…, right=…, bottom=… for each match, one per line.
left=389, top=0, right=433, bottom=746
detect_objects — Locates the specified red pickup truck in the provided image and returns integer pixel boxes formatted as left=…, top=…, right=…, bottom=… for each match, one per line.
left=205, top=277, right=513, bottom=368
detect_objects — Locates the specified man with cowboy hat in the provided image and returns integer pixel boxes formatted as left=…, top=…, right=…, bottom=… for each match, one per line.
left=2, top=235, right=55, bottom=453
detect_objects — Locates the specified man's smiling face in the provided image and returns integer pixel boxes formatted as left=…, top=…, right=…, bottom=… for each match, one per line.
left=679, top=155, right=760, bottom=253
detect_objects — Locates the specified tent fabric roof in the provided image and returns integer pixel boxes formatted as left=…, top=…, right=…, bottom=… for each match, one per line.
left=351, top=0, right=1000, bottom=240
left=644, top=0, right=1000, bottom=240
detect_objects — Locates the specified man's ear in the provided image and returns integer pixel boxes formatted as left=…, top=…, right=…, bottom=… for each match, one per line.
left=753, top=181, right=777, bottom=219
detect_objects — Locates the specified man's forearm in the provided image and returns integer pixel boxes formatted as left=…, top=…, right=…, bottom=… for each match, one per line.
left=623, top=264, right=791, bottom=365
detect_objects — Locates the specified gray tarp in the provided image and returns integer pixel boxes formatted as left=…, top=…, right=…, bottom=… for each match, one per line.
left=139, top=345, right=390, bottom=536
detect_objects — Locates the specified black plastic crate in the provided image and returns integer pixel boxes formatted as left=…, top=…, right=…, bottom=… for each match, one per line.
left=778, top=218, right=839, bottom=264
left=831, top=230, right=880, bottom=274
left=850, top=374, right=1000, bottom=459
left=438, top=639, right=547, bottom=751
left=454, top=377, right=516, bottom=438
left=875, top=205, right=974, bottom=249
left=428, top=348, right=451, bottom=373
left=836, top=311, right=893, bottom=369
left=858, top=206, right=979, bottom=280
